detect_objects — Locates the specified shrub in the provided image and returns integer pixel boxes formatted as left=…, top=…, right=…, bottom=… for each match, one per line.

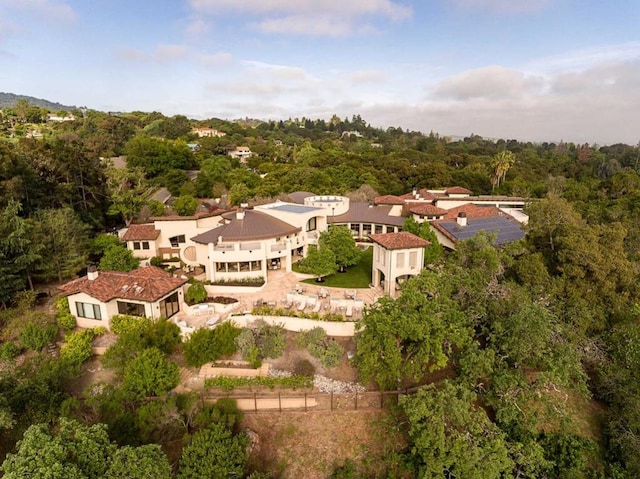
left=55, top=297, right=77, bottom=332
left=150, top=256, right=164, bottom=267
left=234, top=329, right=256, bottom=359
left=194, top=398, right=246, bottom=432
left=213, top=322, right=241, bottom=357
left=320, top=341, right=344, bottom=368
left=60, top=329, right=97, bottom=367
left=183, top=328, right=219, bottom=367
left=185, top=281, right=207, bottom=305
left=146, top=317, right=182, bottom=354
left=0, top=341, right=20, bottom=361
left=255, top=322, right=286, bottom=359
left=123, top=347, right=180, bottom=398
left=293, top=359, right=316, bottom=377
left=20, top=323, right=57, bottom=351
left=110, top=314, right=148, bottom=335
left=295, top=327, right=343, bottom=369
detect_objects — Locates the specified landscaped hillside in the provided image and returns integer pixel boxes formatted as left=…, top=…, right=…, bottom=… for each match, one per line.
left=2, top=102, right=640, bottom=477
left=0, top=92, right=76, bottom=111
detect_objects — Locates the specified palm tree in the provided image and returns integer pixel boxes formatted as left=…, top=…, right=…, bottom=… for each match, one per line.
left=491, top=150, right=515, bottom=191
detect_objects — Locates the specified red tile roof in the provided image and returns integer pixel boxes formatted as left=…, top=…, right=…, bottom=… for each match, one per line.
left=122, top=224, right=160, bottom=241
left=443, top=204, right=503, bottom=220
left=409, top=204, right=447, bottom=216
left=369, top=232, right=430, bottom=250
left=58, top=266, right=186, bottom=303
left=399, top=188, right=438, bottom=201
left=445, top=186, right=473, bottom=195
left=374, top=195, right=405, bottom=205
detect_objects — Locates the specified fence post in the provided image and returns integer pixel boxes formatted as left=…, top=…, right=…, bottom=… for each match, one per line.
left=254, top=392, right=257, bottom=413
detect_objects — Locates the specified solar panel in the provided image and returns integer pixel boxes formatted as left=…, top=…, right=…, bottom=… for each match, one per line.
left=439, top=216, right=524, bottom=244
left=268, top=204, right=321, bottom=214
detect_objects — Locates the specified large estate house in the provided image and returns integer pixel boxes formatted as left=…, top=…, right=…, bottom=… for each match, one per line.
left=116, top=187, right=528, bottom=285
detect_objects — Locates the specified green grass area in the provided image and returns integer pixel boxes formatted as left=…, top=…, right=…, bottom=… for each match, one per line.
left=296, top=247, right=373, bottom=289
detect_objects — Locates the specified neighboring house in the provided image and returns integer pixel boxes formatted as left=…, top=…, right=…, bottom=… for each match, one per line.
left=369, top=232, right=430, bottom=297
left=192, top=127, right=226, bottom=138
left=122, top=224, right=161, bottom=259
left=430, top=212, right=525, bottom=250
left=47, top=113, right=75, bottom=122
left=227, top=146, right=252, bottom=162
left=121, top=212, right=224, bottom=264
left=58, top=266, right=187, bottom=330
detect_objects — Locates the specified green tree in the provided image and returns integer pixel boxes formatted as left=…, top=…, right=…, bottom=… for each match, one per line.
left=0, top=200, right=42, bottom=306
left=105, top=165, right=148, bottom=225
left=355, top=271, right=472, bottom=389
left=124, top=136, right=193, bottom=178
left=105, top=445, right=171, bottom=479
left=227, top=182, right=250, bottom=206
left=320, top=226, right=361, bottom=272
left=400, top=381, right=514, bottom=478
left=297, top=245, right=338, bottom=282
left=30, top=208, right=90, bottom=282
left=122, top=347, right=179, bottom=398
left=402, top=216, right=443, bottom=265
left=173, top=194, right=199, bottom=216
left=491, top=150, right=516, bottom=191
left=176, top=423, right=248, bottom=479
left=99, top=245, right=140, bottom=272
left=1, top=418, right=171, bottom=479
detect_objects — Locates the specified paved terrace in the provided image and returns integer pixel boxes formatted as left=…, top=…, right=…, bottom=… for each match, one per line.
left=173, top=270, right=384, bottom=330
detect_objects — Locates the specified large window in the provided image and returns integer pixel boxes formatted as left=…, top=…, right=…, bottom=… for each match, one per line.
left=169, top=235, right=186, bottom=247
left=160, top=292, right=179, bottom=318
left=306, top=217, right=317, bottom=232
left=117, top=301, right=146, bottom=317
left=76, top=302, right=102, bottom=320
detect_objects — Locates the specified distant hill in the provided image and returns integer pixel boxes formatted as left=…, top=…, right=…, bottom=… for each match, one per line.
left=0, top=92, right=76, bottom=111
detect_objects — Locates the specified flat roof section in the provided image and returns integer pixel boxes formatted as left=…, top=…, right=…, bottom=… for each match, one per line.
left=266, top=204, right=323, bottom=214
left=436, top=216, right=525, bottom=244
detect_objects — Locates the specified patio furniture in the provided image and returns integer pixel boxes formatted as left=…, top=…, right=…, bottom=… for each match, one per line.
left=313, top=301, right=322, bottom=313
left=319, top=288, right=328, bottom=298
left=297, top=297, right=307, bottom=311
left=346, top=301, right=354, bottom=317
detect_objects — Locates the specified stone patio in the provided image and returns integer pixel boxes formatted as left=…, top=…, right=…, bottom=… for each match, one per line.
left=172, top=269, right=384, bottom=330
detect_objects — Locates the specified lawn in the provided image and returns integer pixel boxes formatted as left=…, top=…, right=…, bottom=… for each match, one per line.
left=295, top=247, right=373, bottom=289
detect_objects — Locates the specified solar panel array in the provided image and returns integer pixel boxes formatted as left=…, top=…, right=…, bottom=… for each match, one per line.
left=439, top=216, right=525, bottom=244
left=268, top=204, right=321, bottom=214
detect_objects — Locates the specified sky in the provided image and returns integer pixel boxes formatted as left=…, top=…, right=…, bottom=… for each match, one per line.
left=1, top=0, right=639, bottom=145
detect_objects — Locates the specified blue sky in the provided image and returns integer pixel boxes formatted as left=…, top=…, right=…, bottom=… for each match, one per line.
left=1, top=0, right=639, bottom=144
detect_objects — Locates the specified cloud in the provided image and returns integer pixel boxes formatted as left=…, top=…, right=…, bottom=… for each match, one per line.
left=155, top=44, right=188, bottom=62
left=242, top=60, right=310, bottom=80
left=0, top=0, right=77, bottom=24
left=448, top=0, right=552, bottom=14
left=186, top=0, right=412, bottom=36
left=115, top=44, right=188, bottom=64
left=198, top=52, right=233, bottom=67
left=346, top=70, right=388, bottom=84
left=186, top=18, right=210, bottom=35
left=432, top=65, right=545, bottom=100
left=525, top=42, right=640, bottom=74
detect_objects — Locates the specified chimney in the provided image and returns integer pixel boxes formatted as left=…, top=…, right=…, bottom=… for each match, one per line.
left=87, top=265, right=99, bottom=281
left=456, top=212, right=467, bottom=227
left=236, top=209, right=245, bottom=220
left=412, top=187, right=417, bottom=198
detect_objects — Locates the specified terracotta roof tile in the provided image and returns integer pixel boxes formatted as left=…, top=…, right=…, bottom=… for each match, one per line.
left=445, top=186, right=473, bottom=195
left=374, top=195, right=405, bottom=205
left=409, top=204, right=447, bottom=216
left=122, top=224, right=160, bottom=241
left=443, top=204, right=503, bottom=220
left=58, top=266, right=186, bottom=303
left=368, top=232, right=430, bottom=250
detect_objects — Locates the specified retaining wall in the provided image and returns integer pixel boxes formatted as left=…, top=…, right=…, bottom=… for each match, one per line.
left=229, top=314, right=356, bottom=337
